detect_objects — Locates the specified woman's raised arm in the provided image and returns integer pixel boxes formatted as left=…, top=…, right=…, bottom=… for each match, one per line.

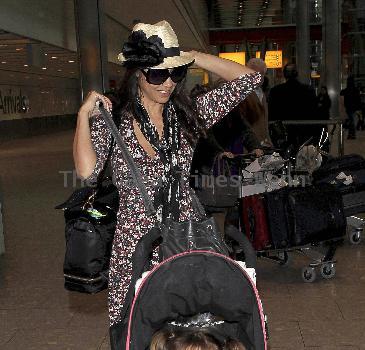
left=73, top=91, right=112, bottom=180
left=189, top=50, right=256, bottom=81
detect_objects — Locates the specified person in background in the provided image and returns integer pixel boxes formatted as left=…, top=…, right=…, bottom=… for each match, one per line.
left=190, top=84, right=263, bottom=177
left=240, top=58, right=272, bottom=146
left=340, top=76, right=361, bottom=139
left=268, top=63, right=318, bottom=150
left=358, top=86, right=365, bottom=131
left=317, top=86, right=332, bottom=119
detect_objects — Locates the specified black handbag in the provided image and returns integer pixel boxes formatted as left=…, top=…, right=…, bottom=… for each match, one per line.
left=195, top=155, right=239, bottom=209
left=55, top=140, right=119, bottom=294
left=98, top=105, right=230, bottom=260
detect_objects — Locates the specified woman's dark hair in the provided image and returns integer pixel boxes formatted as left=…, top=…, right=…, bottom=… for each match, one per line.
left=190, top=84, right=210, bottom=99
left=113, top=68, right=207, bottom=146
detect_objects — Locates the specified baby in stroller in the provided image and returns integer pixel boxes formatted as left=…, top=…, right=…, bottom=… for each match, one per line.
left=150, top=313, right=246, bottom=350
left=110, top=226, right=267, bottom=350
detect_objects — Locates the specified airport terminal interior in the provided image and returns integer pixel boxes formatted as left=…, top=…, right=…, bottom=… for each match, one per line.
left=1, top=0, right=365, bottom=349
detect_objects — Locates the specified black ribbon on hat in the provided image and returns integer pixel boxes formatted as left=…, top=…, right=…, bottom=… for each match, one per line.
left=122, top=30, right=180, bottom=68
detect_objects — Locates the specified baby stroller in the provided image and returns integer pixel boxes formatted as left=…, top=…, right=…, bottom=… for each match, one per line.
left=109, top=226, right=268, bottom=350
left=95, top=105, right=268, bottom=349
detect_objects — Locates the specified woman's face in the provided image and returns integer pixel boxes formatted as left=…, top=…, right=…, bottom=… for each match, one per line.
left=138, top=70, right=177, bottom=105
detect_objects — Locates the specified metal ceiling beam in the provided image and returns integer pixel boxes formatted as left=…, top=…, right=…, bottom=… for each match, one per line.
left=172, top=0, right=210, bottom=51
left=256, top=0, right=271, bottom=27
left=209, top=24, right=322, bottom=44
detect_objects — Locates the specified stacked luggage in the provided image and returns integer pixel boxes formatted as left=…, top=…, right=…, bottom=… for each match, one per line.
left=241, top=184, right=346, bottom=282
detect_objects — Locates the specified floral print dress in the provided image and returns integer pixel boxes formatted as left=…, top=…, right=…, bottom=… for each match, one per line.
left=86, top=72, right=262, bottom=326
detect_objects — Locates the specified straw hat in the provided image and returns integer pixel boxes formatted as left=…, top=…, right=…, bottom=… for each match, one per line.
left=118, top=20, right=194, bottom=69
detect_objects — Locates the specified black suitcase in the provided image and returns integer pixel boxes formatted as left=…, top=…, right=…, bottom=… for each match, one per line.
left=265, top=185, right=346, bottom=248
left=264, top=188, right=291, bottom=249
left=286, top=185, right=346, bottom=246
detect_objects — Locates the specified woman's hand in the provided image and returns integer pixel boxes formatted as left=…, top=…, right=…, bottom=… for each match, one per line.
left=79, top=91, right=113, bottom=117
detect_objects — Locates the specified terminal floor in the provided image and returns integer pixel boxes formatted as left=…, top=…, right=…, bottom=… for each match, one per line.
left=0, top=129, right=365, bottom=350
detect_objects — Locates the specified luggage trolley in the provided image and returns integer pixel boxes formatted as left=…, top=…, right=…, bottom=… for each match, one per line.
left=234, top=153, right=344, bottom=283
left=347, top=215, right=364, bottom=245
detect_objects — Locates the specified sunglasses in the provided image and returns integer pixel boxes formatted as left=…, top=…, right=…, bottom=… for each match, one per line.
left=142, top=66, right=188, bottom=85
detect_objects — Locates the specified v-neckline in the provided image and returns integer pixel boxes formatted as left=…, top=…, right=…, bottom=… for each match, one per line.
left=130, top=117, right=160, bottom=162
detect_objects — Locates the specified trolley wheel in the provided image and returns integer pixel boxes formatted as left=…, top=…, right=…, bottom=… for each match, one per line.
left=278, top=251, right=290, bottom=266
left=320, top=263, right=336, bottom=279
left=302, top=266, right=316, bottom=283
left=349, top=229, right=362, bottom=245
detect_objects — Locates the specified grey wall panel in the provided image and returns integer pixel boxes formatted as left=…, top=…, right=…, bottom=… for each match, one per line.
left=105, top=16, right=130, bottom=65
left=0, top=70, right=79, bottom=121
left=0, top=0, right=76, bottom=51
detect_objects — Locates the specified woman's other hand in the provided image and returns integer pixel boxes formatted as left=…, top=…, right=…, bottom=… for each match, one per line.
left=253, top=148, right=264, bottom=157
left=220, top=151, right=235, bottom=159
left=79, top=91, right=113, bottom=117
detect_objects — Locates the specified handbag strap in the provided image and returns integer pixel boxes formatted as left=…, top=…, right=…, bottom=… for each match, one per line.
left=212, top=154, right=232, bottom=177
left=98, top=104, right=156, bottom=217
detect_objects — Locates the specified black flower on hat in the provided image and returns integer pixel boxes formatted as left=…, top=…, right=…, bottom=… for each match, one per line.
left=121, top=30, right=165, bottom=68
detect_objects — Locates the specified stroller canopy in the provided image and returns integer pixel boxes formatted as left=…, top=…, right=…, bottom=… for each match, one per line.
left=126, top=251, right=267, bottom=350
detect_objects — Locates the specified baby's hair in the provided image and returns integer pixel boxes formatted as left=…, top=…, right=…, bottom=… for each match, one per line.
left=150, top=328, right=246, bottom=350
left=224, top=339, right=246, bottom=350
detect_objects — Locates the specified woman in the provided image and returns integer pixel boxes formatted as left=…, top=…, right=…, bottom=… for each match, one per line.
left=73, top=20, right=261, bottom=327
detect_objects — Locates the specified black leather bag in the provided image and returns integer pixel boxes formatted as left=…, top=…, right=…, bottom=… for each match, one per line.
left=159, top=217, right=227, bottom=258
left=56, top=143, right=119, bottom=294
left=195, top=156, right=239, bottom=209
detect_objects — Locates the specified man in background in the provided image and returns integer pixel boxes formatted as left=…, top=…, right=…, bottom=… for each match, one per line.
left=340, top=76, right=361, bottom=139
left=268, top=63, right=318, bottom=150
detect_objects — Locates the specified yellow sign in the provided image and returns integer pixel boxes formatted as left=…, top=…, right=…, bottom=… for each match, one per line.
left=264, top=50, right=282, bottom=68
left=256, top=52, right=261, bottom=58
left=219, top=52, right=245, bottom=65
